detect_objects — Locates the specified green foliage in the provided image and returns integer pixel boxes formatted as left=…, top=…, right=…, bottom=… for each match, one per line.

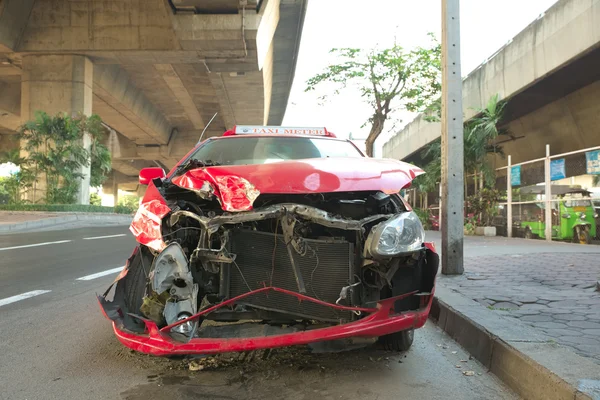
left=467, top=188, right=502, bottom=226
left=118, top=195, right=140, bottom=210
left=0, top=178, right=10, bottom=205
left=305, top=34, right=441, bottom=156
left=18, top=111, right=112, bottom=204
left=413, top=208, right=431, bottom=230
left=90, top=192, right=102, bottom=206
left=0, top=148, right=26, bottom=166
left=415, top=94, right=508, bottom=199
left=464, top=217, right=476, bottom=235
left=0, top=203, right=132, bottom=214
left=0, top=171, right=33, bottom=204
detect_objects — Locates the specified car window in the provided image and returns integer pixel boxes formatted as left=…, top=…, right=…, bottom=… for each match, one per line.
left=188, top=136, right=363, bottom=166
left=564, top=199, right=592, bottom=208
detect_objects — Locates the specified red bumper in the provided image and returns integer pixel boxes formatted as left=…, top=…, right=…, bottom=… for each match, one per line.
left=102, top=287, right=433, bottom=357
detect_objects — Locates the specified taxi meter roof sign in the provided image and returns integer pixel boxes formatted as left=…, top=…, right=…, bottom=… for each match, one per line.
left=232, top=126, right=331, bottom=136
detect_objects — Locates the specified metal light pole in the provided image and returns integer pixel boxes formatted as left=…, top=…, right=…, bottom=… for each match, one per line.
left=440, top=0, right=464, bottom=275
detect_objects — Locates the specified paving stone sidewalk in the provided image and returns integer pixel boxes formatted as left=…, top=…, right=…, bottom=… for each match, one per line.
left=435, top=241, right=600, bottom=364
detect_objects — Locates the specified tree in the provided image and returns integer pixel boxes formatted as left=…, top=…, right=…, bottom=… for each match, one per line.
left=305, top=35, right=441, bottom=156
left=0, top=148, right=26, bottom=166
left=416, top=94, right=508, bottom=190
left=18, top=111, right=112, bottom=204
left=89, top=192, right=102, bottom=206
left=465, top=94, right=507, bottom=186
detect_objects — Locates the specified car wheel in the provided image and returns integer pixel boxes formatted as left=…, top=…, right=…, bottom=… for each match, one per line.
left=578, top=229, right=592, bottom=245
left=379, top=328, right=414, bottom=352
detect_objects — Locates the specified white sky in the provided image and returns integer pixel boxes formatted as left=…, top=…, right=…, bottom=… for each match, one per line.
left=282, top=0, right=559, bottom=156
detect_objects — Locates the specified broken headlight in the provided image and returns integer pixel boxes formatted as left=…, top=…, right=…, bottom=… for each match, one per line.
left=366, top=212, right=425, bottom=258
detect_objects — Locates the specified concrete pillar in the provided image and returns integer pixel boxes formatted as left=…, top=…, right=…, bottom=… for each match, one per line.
left=440, top=0, right=464, bottom=275
left=113, top=180, right=119, bottom=208
left=21, top=55, right=93, bottom=204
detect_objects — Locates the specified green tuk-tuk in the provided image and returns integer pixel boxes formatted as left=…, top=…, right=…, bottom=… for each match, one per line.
left=518, top=186, right=597, bottom=244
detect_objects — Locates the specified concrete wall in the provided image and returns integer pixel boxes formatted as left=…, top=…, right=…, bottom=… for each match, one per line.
left=383, top=0, right=600, bottom=161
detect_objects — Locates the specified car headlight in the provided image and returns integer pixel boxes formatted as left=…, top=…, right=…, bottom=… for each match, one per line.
left=366, top=212, right=425, bottom=258
left=580, top=212, right=586, bottom=219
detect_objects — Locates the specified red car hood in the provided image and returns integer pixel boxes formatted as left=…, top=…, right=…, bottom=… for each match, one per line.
left=171, top=157, right=423, bottom=212
left=133, top=158, right=423, bottom=251
left=179, top=157, right=421, bottom=193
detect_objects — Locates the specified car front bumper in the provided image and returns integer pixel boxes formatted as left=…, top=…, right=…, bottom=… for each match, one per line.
left=99, top=286, right=434, bottom=357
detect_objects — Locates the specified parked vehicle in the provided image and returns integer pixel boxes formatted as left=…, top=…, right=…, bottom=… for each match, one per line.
left=491, top=205, right=526, bottom=238
left=428, top=204, right=439, bottom=231
left=99, top=126, right=439, bottom=356
left=517, top=186, right=597, bottom=244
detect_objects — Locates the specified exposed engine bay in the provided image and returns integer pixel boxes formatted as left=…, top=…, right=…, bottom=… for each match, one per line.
left=118, top=177, right=438, bottom=341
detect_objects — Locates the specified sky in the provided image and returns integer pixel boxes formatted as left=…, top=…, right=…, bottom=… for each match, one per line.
left=282, top=0, right=559, bottom=156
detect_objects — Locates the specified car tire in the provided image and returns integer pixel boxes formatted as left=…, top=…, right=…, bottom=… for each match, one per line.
left=578, top=229, right=592, bottom=245
left=123, top=246, right=151, bottom=316
left=379, top=328, right=414, bottom=352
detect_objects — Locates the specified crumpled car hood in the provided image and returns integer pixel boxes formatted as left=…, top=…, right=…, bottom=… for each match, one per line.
left=173, top=157, right=423, bottom=198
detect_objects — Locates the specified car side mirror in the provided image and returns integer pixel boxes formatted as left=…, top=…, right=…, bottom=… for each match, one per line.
left=139, top=167, right=166, bottom=185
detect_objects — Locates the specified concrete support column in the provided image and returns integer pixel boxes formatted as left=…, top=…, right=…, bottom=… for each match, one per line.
left=113, top=180, right=119, bottom=208
left=21, top=55, right=93, bottom=205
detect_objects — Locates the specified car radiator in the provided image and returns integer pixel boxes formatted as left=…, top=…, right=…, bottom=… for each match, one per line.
left=228, top=229, right=354, bottom=321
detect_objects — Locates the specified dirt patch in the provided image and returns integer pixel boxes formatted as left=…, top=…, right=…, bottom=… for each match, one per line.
left=120, top=345, right=403, bottom=400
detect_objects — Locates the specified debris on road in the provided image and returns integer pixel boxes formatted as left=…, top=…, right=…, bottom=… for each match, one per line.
left=188, top=361, right=204, bottom=371
left=463, top=371, right=475, bottom=376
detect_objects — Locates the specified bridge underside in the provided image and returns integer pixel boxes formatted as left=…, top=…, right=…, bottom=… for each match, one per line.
left=385, top=0, right=600, bottom=170
left=404, top=44, right=600, bottom=168
left=0, top=0, right=307, bottom=197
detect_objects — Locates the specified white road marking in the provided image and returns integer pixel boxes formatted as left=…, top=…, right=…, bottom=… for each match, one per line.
left=0, top=290, right=52, bottom=307
left=76, top=266, right=125, bottom=281
left=0, top=240, right=72, bottom=251
left=82, top=234, right=127, bottom=240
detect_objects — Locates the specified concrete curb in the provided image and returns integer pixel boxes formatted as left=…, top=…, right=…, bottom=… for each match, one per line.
left=0, top=213, right=133, bottom=233
left=430, top=286, right=600, bottom=400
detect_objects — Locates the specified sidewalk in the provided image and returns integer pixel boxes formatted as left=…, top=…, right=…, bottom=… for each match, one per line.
left=427, top=231, right=600, bottom=364
left=0, top=211, right=133, bottom=233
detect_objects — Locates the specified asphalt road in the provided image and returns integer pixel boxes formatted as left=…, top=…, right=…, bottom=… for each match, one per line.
left=0, top=226, right=518, bottom=400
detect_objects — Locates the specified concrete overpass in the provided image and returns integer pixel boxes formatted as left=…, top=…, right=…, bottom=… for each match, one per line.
left=383, top=0, right=600, bottom=167
left=0, top=0, right=307, bottom=201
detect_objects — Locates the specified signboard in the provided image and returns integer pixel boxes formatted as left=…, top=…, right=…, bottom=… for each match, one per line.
left=510, top=165, right=521, bottom=187
left=586, top=150, right=600, bottom=175
left=550, top=158, right=566, bottom=181
left=234, top=126, right=327, bottom=136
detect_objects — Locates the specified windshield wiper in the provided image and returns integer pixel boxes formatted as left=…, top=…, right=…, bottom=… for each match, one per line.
left=175, top=158, right=221, bottom=175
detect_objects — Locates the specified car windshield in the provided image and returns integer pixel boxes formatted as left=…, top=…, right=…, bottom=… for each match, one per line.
left=564, top=199, right=592, bottom=208
left=187, top=136, right=363, bottom=166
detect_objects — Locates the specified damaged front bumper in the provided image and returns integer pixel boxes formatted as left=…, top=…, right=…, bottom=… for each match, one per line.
left=99, top=285, right=434, bottom=357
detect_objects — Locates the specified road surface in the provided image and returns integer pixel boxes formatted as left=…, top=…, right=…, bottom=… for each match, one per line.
left=0, top=226, right=518, bottom=400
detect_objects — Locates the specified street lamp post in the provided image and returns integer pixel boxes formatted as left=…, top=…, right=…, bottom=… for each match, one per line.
left=440, top=0, right=464, bottom=275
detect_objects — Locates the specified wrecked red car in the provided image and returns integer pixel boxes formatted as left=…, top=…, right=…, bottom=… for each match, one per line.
left=99, top=126, right=439, bottom=356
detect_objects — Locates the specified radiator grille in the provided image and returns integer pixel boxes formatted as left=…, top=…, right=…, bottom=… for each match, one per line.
left=229, top=229, right=353, bottom=321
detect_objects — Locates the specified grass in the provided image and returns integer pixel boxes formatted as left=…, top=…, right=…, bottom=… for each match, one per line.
left=487, top=306, right=513, bottom=311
